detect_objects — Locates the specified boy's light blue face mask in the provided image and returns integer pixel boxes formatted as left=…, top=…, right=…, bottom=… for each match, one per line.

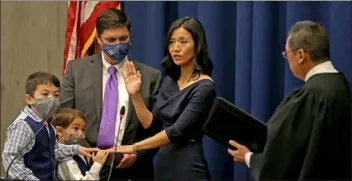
left=62, top=129, right=85, bottom=145
left=102, top=42, right=130, bottom=62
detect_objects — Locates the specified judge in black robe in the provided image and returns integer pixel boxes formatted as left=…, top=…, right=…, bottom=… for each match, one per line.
left=228, top=20, right=351, bottom=181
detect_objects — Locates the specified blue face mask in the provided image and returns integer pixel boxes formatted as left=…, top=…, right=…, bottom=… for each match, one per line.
left=102, top=42, right=130, bottom=62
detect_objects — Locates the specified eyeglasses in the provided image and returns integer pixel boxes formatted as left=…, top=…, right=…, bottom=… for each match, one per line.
left=282, top=50, right=293, bottom=60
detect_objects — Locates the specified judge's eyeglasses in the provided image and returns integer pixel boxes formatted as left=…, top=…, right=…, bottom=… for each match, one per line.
left=282, top=50, right=293, bottom=60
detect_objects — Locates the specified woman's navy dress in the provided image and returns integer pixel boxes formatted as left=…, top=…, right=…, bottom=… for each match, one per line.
left=150, top=76, right=216, bottom=181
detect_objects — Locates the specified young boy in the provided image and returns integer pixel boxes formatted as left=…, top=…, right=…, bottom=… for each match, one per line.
left=2, top=71, right=98, bottom=181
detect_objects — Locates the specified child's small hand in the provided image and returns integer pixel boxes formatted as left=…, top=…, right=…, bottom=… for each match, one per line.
left=92, top=150, right=109, bottom=165
left=79, top=146, right=100, bottom=157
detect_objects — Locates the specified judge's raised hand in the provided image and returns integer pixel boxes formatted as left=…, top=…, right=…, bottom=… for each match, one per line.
left=123, top=61, right=142, bottom=96
left=228, top=140, right=250, bottom=165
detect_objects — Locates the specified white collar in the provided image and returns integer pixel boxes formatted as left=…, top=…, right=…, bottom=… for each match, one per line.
left=101, top=52, right=127, bottom=73
left=305, top=61, right=338, bottom=82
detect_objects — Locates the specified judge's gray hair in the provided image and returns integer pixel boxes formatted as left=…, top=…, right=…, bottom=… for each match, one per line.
left=288, top=20, right=330, bottom=62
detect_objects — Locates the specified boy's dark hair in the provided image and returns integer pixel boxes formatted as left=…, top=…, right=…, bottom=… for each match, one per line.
left=25, top=71, right=60, bottom=97
left=96, top=8, right=131, bottom=36
left=51, top=108, right=87, bottom=129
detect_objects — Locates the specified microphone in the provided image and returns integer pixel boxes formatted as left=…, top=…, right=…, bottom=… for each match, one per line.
left=5, top=121, right=49, bottom=180
left=107, top=106, right=125, bottom=181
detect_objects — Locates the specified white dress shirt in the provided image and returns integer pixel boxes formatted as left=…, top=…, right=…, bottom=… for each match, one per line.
left=57, top=154, right=102, bottom=180
left=244, top=61, right=338, bottom=168
left=102, top=53, right=130, bottom=147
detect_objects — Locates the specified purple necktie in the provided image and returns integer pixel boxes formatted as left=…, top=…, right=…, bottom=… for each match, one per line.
left=97, top=65, right=118, bottom=149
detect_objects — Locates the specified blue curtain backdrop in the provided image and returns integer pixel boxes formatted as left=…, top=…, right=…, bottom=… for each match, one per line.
left=122, top=1, right=352, bottom=181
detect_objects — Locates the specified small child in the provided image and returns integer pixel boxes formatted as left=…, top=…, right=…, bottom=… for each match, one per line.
left=52, top=108, right=109, bottom=180
left=2, top=71, right=98, bottom=180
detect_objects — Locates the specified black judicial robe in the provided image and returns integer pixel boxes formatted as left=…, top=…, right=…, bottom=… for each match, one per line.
left=250, top=73, right=351, bottom=181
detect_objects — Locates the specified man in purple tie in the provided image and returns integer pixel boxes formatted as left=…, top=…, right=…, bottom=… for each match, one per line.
left=60, top=8, right=161, bottom=181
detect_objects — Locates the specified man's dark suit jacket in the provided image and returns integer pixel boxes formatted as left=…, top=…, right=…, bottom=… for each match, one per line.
left=60, top=53, right=161, bottom=180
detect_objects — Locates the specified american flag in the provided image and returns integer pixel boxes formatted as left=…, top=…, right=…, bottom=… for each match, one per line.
left=63, top=1, right=120, bottom=75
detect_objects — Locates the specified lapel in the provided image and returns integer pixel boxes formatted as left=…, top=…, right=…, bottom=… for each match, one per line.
left=89, top=53, right=103, bottom=124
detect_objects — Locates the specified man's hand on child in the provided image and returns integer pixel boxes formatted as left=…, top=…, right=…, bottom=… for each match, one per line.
left=92, top=150, right=110, bottom=165
left=79, top=146, right=100, bottom=157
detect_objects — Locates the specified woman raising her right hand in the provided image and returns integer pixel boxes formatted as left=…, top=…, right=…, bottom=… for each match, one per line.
left=118, top=17, right=216, bottom=181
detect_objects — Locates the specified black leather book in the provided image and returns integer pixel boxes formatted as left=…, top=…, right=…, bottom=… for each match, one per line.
left=203, top=97, right=267, bottom=152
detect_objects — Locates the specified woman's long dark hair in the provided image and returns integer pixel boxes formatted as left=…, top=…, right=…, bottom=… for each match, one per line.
left=161, top=17, right=214, bottom=81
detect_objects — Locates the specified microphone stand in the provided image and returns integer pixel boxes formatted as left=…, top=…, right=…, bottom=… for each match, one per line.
left=107, top=107, right=125, bottom=181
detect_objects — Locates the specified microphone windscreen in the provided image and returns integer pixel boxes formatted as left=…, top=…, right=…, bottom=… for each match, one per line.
left=120, top=106, right=125, bottom=115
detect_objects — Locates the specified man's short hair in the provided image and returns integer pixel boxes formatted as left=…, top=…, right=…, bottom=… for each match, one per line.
left=288, top=20, right=330, bottom=61
left=96, top=8, right=131, bottom=36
